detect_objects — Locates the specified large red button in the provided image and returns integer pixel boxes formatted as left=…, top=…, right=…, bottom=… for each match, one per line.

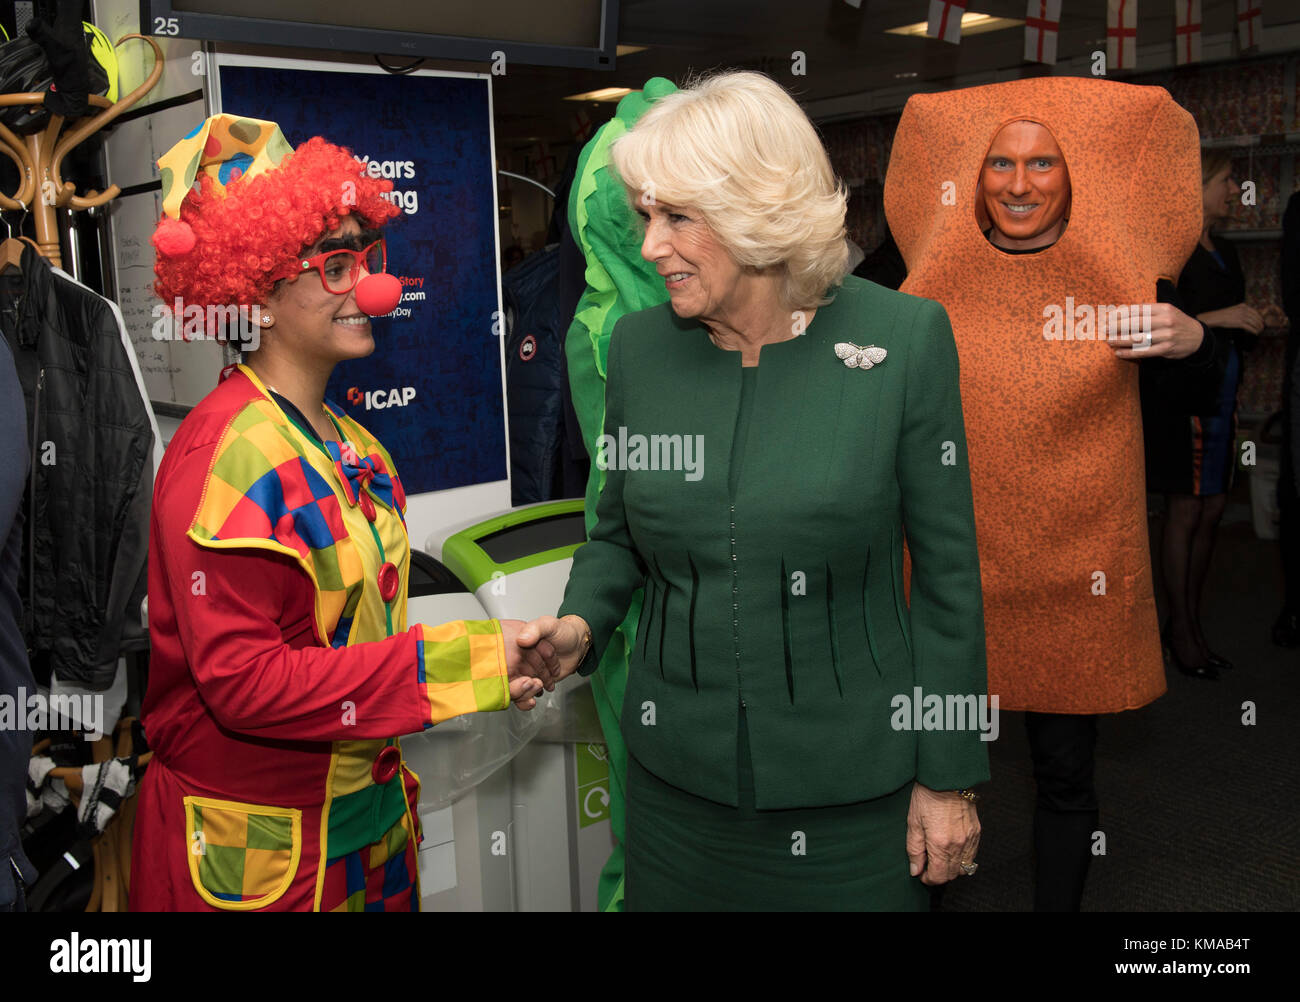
left=358, top=492, right=376, bottom=522
left=372, top=745, right=400, bottom=785
left=377, top=561, right=400, bottom=602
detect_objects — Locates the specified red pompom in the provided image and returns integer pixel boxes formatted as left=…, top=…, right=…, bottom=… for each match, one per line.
left=154, top=217, right=196, bottom=256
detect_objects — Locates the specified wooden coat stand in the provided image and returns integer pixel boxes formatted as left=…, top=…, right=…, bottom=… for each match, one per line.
left=0, top=33, right=162, bottom=265
left=6, top=33, right=164, bottom=911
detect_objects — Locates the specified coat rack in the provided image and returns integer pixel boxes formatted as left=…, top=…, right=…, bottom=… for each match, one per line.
left=0, top=33, right=163, bottom=266
left=2, top=31, right=164, bottom=912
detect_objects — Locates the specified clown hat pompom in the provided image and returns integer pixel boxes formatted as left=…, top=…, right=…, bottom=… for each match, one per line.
left=153, top=216, right=195, bottom=257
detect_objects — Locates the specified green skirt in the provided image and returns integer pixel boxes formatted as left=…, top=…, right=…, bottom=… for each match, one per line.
left=625, top=709, right=928, bottom=911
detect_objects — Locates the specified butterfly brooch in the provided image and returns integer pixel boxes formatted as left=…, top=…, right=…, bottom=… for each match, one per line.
left=834, top=342, right=888, bottom=369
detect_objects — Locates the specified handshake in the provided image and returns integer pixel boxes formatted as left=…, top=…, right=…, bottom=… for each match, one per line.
left=498, top=615, right=592, bottom=710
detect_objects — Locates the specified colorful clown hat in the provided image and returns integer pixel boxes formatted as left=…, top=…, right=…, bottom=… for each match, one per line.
left=158, top=114, right=294, bottom=220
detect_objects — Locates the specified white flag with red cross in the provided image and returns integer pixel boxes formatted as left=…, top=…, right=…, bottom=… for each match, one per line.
left=570, top=109, right=593, bottom=144
left=927, top=0, right=967, bottom=45
left=1024, top=0, right=1062, bottom=65
left=528, top=142, right=557, bottom=182
left=1237, top=0, right=1264, bottom=51
left=1107, top=0, right=1138, bottom=69
left=1175, top=0, right=1202, bottom=65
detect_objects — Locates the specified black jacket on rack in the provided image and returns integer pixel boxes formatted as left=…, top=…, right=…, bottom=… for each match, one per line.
left=0, top=333, right=34, bottom=909
left=0, top=243, right=152, bottom=691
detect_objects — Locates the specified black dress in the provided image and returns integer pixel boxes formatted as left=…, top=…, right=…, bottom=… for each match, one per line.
left=1141, top=238, right=1249, bottom=496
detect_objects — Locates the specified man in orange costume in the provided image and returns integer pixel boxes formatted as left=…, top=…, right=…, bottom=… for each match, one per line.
left=885, top=78, right=1223, bottom=909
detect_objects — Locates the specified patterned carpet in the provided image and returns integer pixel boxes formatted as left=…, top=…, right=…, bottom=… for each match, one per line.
left=940, top=498, right=1300, bottom=912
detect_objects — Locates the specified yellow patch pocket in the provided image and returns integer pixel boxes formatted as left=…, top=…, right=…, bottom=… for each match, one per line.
left=183, top=796, right=302, bottom=911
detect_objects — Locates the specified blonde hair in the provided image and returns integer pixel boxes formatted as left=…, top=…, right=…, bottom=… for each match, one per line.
left=611, top=70, right=849, bottom=310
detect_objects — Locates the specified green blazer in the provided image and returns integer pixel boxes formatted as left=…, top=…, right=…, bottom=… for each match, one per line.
left=559, top=275, right=990, bottom=809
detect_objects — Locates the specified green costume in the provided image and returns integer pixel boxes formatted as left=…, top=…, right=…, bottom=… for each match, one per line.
left=559, top=278, right=990, bottom=909
left=565, top=78, right=677, bottom=912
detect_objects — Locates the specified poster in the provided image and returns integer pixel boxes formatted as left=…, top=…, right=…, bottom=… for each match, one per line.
left=216, top=59, right=507, bottom=496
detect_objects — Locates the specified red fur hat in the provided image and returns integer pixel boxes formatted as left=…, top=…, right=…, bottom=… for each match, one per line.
left=152, top=135, right=399, bottom=309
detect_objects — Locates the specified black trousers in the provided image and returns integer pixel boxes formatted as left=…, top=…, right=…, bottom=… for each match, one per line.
left=1025, top=711, right=1099, bottom=912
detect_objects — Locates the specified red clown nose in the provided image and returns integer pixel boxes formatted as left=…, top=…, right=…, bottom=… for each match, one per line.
left=355, top=273, right=402, bottom=316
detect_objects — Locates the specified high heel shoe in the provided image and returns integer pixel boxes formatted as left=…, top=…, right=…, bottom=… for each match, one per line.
left=1205, top=650, right=1234, bottom=671
left=1173, top=655, right=1219, bottom=680
left=1161, top=625, right=1219, bottom=681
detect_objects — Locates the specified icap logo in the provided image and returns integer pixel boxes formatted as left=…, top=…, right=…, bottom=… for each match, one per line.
left=349, top=385, right=417, bottom=410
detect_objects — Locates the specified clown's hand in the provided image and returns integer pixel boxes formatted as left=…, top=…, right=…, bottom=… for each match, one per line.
left=508, top=675, right=544, bottom=711
left=498, top=618, right=558, bottom=709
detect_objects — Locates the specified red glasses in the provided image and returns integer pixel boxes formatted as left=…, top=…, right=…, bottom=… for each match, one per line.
left=273, top=238, right=387, bottom=295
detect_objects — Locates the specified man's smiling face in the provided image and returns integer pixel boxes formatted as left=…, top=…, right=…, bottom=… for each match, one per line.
left=980, top=120, right=1071, bottom=251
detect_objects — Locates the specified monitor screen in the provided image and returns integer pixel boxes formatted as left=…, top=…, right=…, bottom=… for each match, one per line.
left=146, top=0, right=617, bottom=69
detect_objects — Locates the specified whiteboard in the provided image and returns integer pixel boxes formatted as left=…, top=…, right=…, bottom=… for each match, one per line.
left=95, top=0, right=216, bottom=407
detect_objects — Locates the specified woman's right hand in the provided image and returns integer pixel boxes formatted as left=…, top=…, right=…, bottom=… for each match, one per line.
left=498, top=618, right=559, bottom=704
left=516, top=615, right=591, bottom=689
left=1198, top=302, right=1265, bottom=334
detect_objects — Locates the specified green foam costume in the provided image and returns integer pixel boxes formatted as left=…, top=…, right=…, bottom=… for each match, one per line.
left=566, top=77, right=676, bottom=912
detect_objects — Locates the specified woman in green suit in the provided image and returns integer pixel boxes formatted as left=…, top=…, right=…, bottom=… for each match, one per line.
left=519, top=71, right=989, bottom=910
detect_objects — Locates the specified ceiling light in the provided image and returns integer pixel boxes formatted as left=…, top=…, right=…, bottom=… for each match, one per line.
left=564, top=87, right=634, bottom=102
left=886, top=13, right=1021, bottom=37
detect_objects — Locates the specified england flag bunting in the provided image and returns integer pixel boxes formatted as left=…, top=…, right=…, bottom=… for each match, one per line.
left=570, top=109, right=593, bottom=144
left=927, top=0, right=967, bottom=45
left=1237, top=0, right=1264, bottom=51
left=1107, top=0, right=1138, bottom=69
left=1175, top=0, right=1202, bottom=65
left=1024, top=0, right=1062, bottom=65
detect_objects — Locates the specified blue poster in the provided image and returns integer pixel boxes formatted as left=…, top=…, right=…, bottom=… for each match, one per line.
left=217, top=63, right=506, bottom=496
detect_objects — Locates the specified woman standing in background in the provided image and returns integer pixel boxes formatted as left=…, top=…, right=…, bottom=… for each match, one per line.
left=1143, top=150, right=1270, bottom=679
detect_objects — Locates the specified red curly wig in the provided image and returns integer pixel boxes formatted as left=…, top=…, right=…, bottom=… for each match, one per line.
left=152, top=136, right=400, bottom=309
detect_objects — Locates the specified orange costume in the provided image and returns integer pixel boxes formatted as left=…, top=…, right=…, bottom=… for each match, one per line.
left=884, top=78, right=1202, bottom=713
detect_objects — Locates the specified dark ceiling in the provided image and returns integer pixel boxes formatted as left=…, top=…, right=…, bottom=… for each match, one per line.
left=489, top=0, right=1295, bottom=152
